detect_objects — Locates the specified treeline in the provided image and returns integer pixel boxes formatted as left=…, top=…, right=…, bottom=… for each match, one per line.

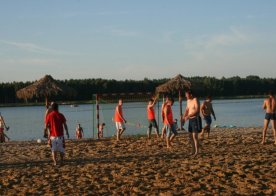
left=0, top=75, right=276, bottom=104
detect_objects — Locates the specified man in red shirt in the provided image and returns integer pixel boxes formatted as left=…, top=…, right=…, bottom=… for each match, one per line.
left=114, top=99, right=127, bottom=141
left=164, top=97, right=177, bottom=148
left=45, top=102, right=69, bottom=166
left=147, top=97, right=160, bottom=139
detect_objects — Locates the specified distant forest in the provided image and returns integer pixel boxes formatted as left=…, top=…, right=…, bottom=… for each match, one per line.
left=0, top=75, right=276, bottom=104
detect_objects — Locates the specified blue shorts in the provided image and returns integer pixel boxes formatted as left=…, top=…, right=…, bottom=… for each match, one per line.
left=204, top=115, right=212, bottom=126
left=165, top=123, right=177, bottom=138
left=265, top=113, right=276, bottom=120
left=188, top=116, right=202, bottom=133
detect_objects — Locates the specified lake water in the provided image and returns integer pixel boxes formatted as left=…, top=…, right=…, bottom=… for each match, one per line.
left=0, top=98, right=266, bottom=141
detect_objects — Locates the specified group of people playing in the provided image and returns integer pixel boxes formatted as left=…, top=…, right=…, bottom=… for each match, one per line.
left=113, top=90, right=216, bottom=157
left=154, top=90, right=216, bottom=156
left=113, top=90, right=276, bottom=157
left=1, top=90, right=275, bottom=166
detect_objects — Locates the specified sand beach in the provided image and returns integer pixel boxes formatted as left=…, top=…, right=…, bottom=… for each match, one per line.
left=0, top=127, right=275, bottom=195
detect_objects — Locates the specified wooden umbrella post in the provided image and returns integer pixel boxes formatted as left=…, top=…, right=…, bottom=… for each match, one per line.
left=45, top=96, right=49, bottom=108
left=96, top=94, right=100, bottom=139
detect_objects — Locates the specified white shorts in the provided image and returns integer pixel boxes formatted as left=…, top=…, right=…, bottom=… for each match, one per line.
left=50, top=136, right=65, bottom=153
left=115, top=122, right=125, bottom=130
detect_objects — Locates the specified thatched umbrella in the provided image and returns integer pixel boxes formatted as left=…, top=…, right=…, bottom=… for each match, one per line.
left=16, top=75, right=77, bottom=104
left=156, top=74, right=191, bottom=129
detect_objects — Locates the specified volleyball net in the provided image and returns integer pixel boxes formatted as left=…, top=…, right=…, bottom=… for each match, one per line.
left=92, top=92, right=162, bottom=139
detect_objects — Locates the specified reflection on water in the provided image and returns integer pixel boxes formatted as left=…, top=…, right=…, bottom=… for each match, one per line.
left=0, top=98, right=265, bottom=141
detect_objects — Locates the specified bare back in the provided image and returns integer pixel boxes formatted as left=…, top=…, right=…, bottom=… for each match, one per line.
left=263, top=96, right=276, bottom=113
left=201, top=101, right=213, bottom=116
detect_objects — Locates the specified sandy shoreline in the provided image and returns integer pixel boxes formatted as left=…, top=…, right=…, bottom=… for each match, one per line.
left=0, top=127, right=275, bottom=195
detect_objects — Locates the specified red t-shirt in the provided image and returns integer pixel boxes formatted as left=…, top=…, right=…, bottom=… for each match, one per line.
left=45, top=111, right=66, bottom=137
left=164, top=105, right=173, bottom=125
left=147, top=106, right=155, bottom=120
left=114, top=105, right=124, bottom=122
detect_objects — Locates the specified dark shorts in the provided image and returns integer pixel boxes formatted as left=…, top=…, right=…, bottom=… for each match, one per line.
left=166, top=123, right=177, bottom=138
left=188, top=116, right=202, bottom=133
left=265, top=113, right=276, bottom=120
left=204, top=115, right=212, bottom=126
left=148, top=119, right=158, bottom=129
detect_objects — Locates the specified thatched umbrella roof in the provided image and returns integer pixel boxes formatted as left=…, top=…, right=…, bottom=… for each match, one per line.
left=155, top=74, right=191, bottom=94
left=16, top=75, right=77, bottom=101
left=155, top=74, right=191, bottom=130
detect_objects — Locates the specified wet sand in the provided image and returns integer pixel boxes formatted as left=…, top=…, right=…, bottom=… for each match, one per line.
left=0, top=127, right=275, bottom=195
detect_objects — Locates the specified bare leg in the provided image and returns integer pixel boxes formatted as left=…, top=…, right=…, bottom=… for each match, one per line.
left=202, top=125, right=207, bottom=139
left=200, top=124, right=208, bottom=139
left=161, top=125, right=166, bottom=139
left=52, top=151, right=57, bottom=166
left=170, top=134, right=176, bottom=144
left=192, top=132, right=199, bottom=156
left=200, top=129, right=204, bottom=139
left=116, top=129, right=120, bottom=141
left=262, top=119, right=269, bottom=144
left=271, top=120, right=276, bottom=144
left=166, top=136, right=171, bottom=148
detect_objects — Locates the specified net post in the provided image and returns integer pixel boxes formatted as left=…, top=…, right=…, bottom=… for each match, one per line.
left=92, top=94, right=95, bottom=139
left=157, top=97, right=160, bottom=130
left=96, top=94, right=100, bottom=139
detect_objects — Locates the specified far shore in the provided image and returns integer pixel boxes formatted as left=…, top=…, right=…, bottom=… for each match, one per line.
left=0, top=95, right=266, bottom=108
left=0, top=101, right=93, bottom=108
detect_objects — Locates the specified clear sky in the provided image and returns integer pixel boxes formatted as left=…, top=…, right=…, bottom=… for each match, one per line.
left=0, top=0, right=275, bottom=82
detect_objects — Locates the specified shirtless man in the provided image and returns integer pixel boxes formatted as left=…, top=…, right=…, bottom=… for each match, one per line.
left=261, top=91, right=276, bottom=145
left=114, top=99, right=127, bottom=141
left=200, top=96, right=216, bottom=139
left=76, top=123, right=84, bottom=139
left=184, top=90, right=202, bottom=157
